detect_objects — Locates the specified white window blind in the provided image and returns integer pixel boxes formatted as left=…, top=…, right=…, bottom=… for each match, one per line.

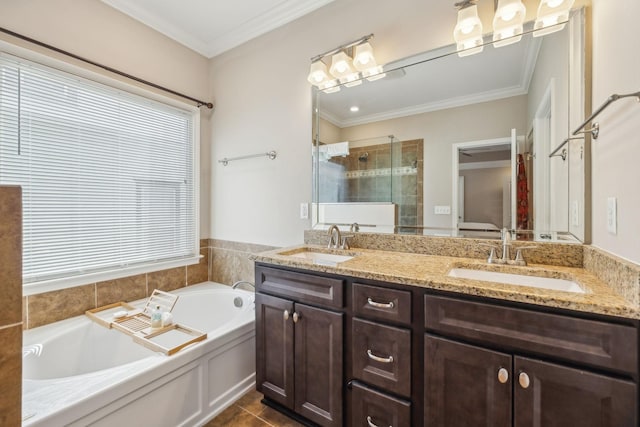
left=0, top=55, right=198, bottom=289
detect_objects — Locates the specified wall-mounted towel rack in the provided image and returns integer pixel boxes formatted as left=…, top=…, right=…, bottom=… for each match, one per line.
left=549, top=90, right=640, bottom=159
left=218, top=150, right=277, bottom=166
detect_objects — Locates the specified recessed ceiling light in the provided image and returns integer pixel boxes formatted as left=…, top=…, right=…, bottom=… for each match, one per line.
left=350, top=106, right=360, bottom=112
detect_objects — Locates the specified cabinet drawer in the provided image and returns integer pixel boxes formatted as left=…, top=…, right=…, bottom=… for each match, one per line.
left=256, top=266, right=344, bottom=308
left=352, top=318, right=411, bottom=397
left=352, top=283, right=412, bottom=326
left=425, top=294, right=638, bottom=375
left=351, top=381, right=411, bottom=427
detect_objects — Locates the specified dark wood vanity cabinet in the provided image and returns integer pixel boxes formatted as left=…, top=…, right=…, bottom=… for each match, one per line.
left=255, top=266, right=344, bottom=426
left=256, top=263, right=639, bottom=427
left=424, top=294, right=639, bottom=427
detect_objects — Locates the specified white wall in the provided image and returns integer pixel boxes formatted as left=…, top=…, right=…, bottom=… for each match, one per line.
left=0, top=0, right=212, bottom=237
left=591, top=0, right=640, bottom=264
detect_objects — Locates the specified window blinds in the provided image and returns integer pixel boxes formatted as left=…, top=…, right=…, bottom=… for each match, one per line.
left=0, top=55, right=198, bottom=287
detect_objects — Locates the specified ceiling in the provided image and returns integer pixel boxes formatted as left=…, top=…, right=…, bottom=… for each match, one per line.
left=319, top=34, right=542, bottom=128
left=101, top=0, right=336, bottom=58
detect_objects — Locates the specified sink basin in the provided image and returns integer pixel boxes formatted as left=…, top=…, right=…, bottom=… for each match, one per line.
left=448, top=268, right=586, bottom=294
left=287, top=251, right=354, bottom=267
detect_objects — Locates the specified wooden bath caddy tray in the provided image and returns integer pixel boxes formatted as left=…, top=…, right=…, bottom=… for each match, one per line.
left=133, top=324, right=207, bottom=356
left=85, top=289, right=206, bottom=355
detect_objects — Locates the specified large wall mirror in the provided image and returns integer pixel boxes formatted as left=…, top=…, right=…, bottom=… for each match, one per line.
left=312, top=8, right=588, bottom=242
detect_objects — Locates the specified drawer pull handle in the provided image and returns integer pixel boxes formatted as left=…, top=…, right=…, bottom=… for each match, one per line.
left=497, top=368, right=509, bottom=384
left=519, top=372, right=530, bottom=389
left=367, top=349, right=394, bottom=364
left=293, top=312, right=301, bottom=323
left=283, top=310, right=290, bottom=320
left=367, top=415, right=391, bottom=427
left=367, top=298, right=395, bottom=309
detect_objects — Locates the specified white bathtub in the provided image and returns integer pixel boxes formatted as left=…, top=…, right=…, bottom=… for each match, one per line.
left=22, top=282, right=256, bottom=427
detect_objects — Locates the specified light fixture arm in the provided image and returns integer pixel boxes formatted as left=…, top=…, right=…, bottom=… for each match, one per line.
left=454, top=0, right=478, bottom=10
left=311, top=34, right=374, bottom=63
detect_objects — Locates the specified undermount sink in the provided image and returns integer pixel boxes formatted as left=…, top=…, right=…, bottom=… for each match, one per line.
left=286, top=251, right=354, bottom=266
left=448, top=268, right=586, bottom=294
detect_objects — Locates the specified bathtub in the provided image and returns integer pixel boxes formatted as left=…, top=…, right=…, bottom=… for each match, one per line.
left=22, top=282, right=256, bottom=427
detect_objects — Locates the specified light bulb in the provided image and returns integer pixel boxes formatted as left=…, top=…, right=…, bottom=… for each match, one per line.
left=501, top=8, right=517, bottom=22
left=547, top=0, right=564, bottom=8
left=460, top=19, right=477, bottom=35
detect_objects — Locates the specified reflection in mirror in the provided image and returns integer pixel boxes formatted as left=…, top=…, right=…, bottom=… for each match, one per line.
left=312, top=9, right=587, bottom=242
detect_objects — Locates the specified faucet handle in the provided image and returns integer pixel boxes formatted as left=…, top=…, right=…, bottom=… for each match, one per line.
left=512, top=246, right=537, bottom=266
left=479, top=243, right=500, bottom=264
left=340, top=234, right=354, bottom=250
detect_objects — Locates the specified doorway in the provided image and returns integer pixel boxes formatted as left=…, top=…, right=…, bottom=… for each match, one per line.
left=452, top=133, right=516, bottom=232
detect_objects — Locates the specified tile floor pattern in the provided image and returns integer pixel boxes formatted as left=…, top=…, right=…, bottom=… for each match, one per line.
left=204, top=389, right=304, bottom=427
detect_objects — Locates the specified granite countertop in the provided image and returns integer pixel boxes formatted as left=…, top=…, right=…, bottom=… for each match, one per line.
left=253, top=244, right=640, bottom=320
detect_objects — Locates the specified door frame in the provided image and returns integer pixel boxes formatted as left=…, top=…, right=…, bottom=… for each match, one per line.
left=451, top=135, right=516, bottom=230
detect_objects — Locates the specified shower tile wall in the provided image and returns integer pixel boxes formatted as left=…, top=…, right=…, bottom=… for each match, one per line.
left=327, top=139, right=423, bottom=228
left=0, top=186, right=22, bottom=426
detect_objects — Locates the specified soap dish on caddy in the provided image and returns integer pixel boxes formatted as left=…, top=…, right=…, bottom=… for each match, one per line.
left=86, top=289, right=207, bottom=355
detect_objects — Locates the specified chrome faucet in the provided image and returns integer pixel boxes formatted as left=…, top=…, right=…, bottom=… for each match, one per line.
left=232, top=280, right=255, bottom=291
left=481, top=229, right=537, bottom=265
left=498, top=228, right=512, bottom=264
left=327, top=224, right=341, bottom=249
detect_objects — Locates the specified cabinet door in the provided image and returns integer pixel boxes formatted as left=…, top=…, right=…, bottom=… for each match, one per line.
left=294, top=303, right=344, bottom=427
left=514, top=356, right=638, bottom=427
left=256, top=293, right=294, bottom=409
left=425, top=335, right=512, bottom=427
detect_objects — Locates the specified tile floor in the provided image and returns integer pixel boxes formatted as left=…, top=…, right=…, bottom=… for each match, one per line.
left=204, top=389, right=304, bottom=427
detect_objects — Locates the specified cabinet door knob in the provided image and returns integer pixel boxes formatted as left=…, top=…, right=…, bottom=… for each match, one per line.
left=366, top=415, right=391, bottom=427
left=293, top=312, right=300, bottom=323
left=367, top=349, right=394, bottom=364
left=519, top=372, right=530, bottom=389
left=283, top=310, right=289, bottom=320
left=497, top=367, right=509, bottom=384
left=367, top=297, right=394, bottom=309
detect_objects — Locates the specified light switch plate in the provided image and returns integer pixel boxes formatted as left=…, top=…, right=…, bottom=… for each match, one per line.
left=300, top=202, right=309, bottom=219
left=606, top=197, right=617, bottom=234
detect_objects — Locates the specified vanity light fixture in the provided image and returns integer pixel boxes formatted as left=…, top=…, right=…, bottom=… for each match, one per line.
left=307, top=34, right=385, bottom=93
left=453, top=0, right=484, bottom=57
left=452, top=0, right=574, bottom=55
left=329, top=51, right=361, bottom=87
left=492, top=0, right=526, bottom=47
left=533, top=0, right=575, bottom=37
left=353, top=42, right=387, bottom=82
left=307, top=60, right=330, bottom=87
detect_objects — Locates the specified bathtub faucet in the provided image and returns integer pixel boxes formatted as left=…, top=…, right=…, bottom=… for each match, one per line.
left=232, top=280, right=255, bottom=291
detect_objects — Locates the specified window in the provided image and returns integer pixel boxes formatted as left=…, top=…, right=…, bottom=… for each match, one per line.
left=0, top=54, right=199, bottom=293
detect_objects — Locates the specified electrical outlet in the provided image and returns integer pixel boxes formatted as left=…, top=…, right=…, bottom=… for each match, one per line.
left=571, top=200, right=579, bottom=227
left=434, top=205, right=451, bottom=215
left=606, top=197, right=617, bottom=234
left=300, top=202, right=309, bottom=219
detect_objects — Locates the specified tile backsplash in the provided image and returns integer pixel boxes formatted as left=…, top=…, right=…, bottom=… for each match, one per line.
left=0, top=186, right=22, bottom=426
left=22, top=238, right=277, bottom=330
left=23, top=240, right=210, bottom=329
